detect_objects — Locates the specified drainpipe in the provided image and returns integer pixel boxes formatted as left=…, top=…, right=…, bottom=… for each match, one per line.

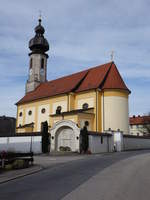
left=95, top=89, right=98, bottom=132
left=103, top=91, right=105, bottom=132
left=95, top=89, right=101, bottom=132
left=67, top=94, right=69, bottom=111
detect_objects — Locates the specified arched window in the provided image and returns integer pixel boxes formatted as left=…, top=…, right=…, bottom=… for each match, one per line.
left=56, top=106, right=62, bottom=114
left=28, top=110, right=32, bottom=116
left=30, top=58, right=32, bottom=69
left=82, top=103, right=89, bottom=110
left=41, top=58, right=44, bottom=69
left=19, top=112, right=22, bottom=117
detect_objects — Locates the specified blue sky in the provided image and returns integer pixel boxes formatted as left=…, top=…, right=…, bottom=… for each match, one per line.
left=0, top=0, right=150, bottom=117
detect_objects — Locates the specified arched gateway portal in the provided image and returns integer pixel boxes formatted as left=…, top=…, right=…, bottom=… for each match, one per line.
left=50, top=120, right=80, bottom=152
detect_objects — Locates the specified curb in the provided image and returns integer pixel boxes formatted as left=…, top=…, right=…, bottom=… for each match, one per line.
left=0, top=165, right=42, bottom=184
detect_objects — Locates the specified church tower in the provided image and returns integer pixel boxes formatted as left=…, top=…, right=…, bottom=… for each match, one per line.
left=26, top=18, right=49, bottom=93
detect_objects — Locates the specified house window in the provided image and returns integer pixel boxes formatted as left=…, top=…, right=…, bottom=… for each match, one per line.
left=41, top=108, right=46, bottom=114
left=19, top=112, right=22, bottom=117
left=56, top=106, right=62, bottom=114
left=82, top=103, right=89, bottom=110
left=41, top=58, right=44, bottom=69
left=28, top=110, right=32, bottom=116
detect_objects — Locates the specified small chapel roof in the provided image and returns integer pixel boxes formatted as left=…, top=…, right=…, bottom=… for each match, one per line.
left=16, top=62, right=130, bottom=105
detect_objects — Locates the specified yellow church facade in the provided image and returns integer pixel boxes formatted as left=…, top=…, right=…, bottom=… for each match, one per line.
left=16, top=19, right=130, bottom=151
left=16, top=87, right=129, bottom=134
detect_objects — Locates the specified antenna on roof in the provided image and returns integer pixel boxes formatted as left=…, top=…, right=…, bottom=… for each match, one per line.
left=110, top=50, right=114, bottom=61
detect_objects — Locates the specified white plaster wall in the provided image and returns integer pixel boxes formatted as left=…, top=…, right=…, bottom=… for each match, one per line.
left=77, top=98, right=94, bottom=109
left=123, top=137, right=150, bottom=150
left=37, top=104, right=50, bottom=131
left=17, top=109, right=23, bottom=126
left=53, top=118, right=75, bottom=124
left=89, top=135, right=113, bottom=153
left=52, top=101, right=67, bottom=114
left=25, top=107, right=35, bottom=124
left=57, top=128, right=76, bottom=151
left=103, top=96, right=129, bottom=134
left=0, top=136, right=42, bottom=153
left=53, top=120, right=60, bottom=123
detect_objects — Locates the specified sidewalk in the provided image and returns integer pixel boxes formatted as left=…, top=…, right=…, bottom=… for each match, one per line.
left=0, top=153, right=87, bottom=184
left=0, top=165, right=42, bottom=184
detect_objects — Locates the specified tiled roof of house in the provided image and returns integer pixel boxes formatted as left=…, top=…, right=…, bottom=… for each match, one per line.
left=130, top=115, right=150, bottom=125
left=16, top=61, right=130, bottom=105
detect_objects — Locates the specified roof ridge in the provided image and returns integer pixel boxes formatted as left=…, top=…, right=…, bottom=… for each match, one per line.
left=43, top=61, right=113, bottom=84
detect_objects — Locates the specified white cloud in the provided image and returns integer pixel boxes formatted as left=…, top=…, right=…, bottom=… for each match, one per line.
left=0, top=0, right=150, bottom=117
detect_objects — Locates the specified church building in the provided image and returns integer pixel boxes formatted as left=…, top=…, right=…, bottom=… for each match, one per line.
left=16, top=18, right=131, bottom=152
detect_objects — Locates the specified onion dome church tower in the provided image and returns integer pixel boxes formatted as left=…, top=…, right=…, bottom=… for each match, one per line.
left=26, top=18, right=49, bottom=93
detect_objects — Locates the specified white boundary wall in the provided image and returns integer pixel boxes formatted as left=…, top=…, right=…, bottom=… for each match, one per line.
left=0, top=136, right=42, bottom=154
left=88, top=134, right=113, bottom=153
left=123, top=136, right=150, bottom=151
left=113, top=132, right=150, bottom=151
left=1, top=133, right=150, bottom=154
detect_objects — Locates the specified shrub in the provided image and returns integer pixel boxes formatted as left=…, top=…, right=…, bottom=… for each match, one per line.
left=12, top=159, right=29, bottom=169
left=59, top=146, right=71, bottom=152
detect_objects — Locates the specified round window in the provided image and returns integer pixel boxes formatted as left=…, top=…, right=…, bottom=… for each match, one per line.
left=41, top=108, right=46, bottom=114
left=19, top=112, right=22, bottom=117
left=85, top=121, right=89, bottom=127
left=28, top=110, right=32, bottom=115
left=82, top=103, right=89, bottom=110
left=56, top=106, right=62, bottom=114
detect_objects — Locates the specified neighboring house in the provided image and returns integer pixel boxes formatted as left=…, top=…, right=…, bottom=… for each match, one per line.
left=0, top=116, right=16, bottom=136
left=16, top=18, right=131, bottom=152
left=130, top=115, right=150, bottom=136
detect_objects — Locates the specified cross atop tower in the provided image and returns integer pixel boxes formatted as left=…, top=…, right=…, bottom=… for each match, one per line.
left=39, top=10, right=42, bottom=20
left=110, top=50, right=114, bottom=61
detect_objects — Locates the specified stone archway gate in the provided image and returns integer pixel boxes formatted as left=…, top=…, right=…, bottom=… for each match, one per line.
left=50, top=120, right=80, bottom=152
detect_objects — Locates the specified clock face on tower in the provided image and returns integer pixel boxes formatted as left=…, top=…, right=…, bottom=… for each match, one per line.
left=40, top=68, right=44, bottom=75
left=29, top=68, right=33, bottom=75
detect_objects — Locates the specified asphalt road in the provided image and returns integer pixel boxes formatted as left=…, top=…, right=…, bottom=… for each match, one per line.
left=0, top=150, right=150, bottom=200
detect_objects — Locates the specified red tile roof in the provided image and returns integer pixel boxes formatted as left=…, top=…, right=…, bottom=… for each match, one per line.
left=102, top=63, right=129, bottom=91
left=76, top=62, right=111, bottom=92
left=16, top=62, right=130, bottom=105
left=130, top=115, right=150, bottom=125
